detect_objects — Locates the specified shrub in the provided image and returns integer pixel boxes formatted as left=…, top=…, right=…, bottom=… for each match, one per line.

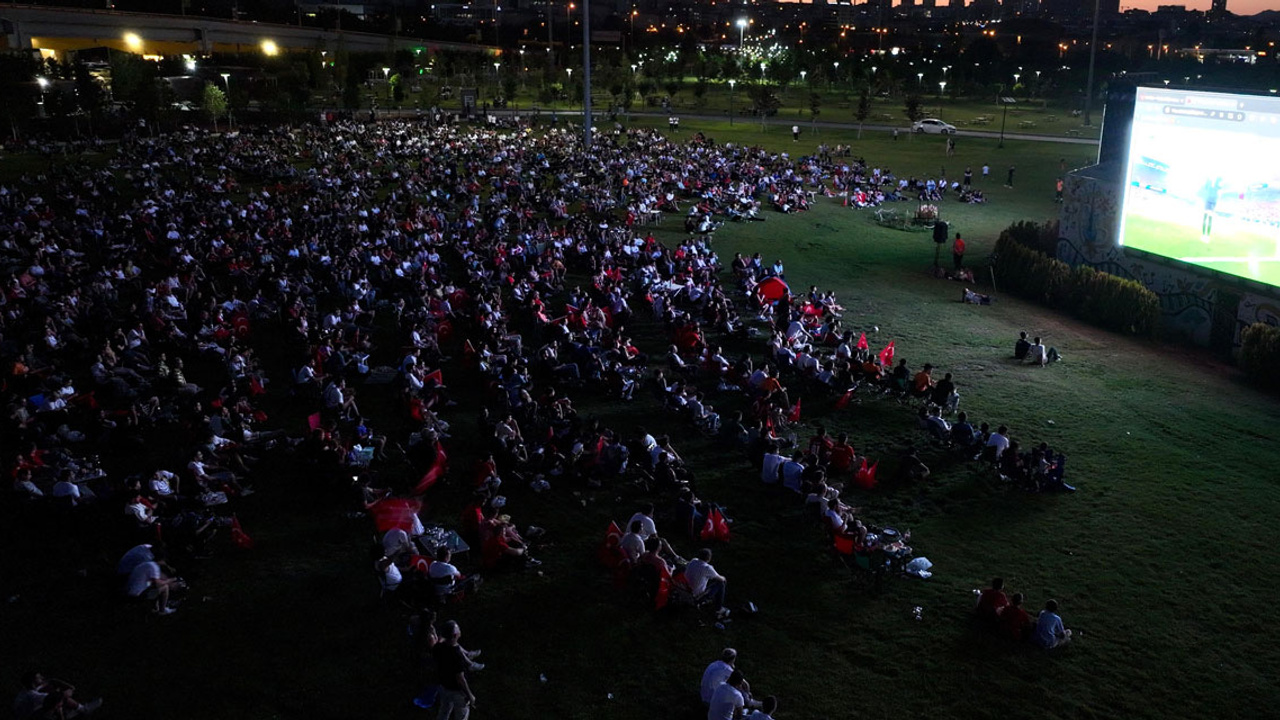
left=1240, top=323, right=1280, bottom=389
left=993, top=224, right=1159, bottom=337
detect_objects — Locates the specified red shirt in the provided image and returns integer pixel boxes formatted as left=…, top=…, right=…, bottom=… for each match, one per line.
left=1000, top=604, right=1032, bottom=641
left=977, top=588, right=1010, bottom=621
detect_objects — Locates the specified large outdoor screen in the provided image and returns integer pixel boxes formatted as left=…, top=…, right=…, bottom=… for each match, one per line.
left=1119, top=87, right=1280, bottom=288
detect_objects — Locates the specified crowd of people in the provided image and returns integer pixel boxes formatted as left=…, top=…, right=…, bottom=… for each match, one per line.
left=3, top=114, right=1075, bottom=719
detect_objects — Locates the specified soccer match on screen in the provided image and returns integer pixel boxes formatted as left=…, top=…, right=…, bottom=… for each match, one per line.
left=1120, top=87, right=1280, bottom=287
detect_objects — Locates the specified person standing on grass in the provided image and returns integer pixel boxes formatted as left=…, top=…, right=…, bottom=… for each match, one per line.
left=982, top=163, right=990, bottom=180
left=433, top=621, right=482, bottom=719
left=1006, top=166, right=1016, bottom=188
left=952, top=232, right=966, bottom=270
left=1033, top=599, right=1073, bottom=649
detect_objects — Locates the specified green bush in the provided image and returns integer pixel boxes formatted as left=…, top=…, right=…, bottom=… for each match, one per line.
left=1240, top=323, right=1280, bottom=389
left=993, top=225, right=1160, bottom=337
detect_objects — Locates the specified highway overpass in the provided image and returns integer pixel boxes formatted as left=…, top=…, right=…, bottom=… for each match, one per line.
left=0, top=4, right=496, bottom=59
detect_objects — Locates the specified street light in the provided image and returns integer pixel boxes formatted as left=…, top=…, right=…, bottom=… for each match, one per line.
left=998, top=96, right=1016, bottom=148
left=800, top=69, right=807, bottom=84
left=220, top=73, right=232, bottom=129
left=36, top=77, right=49, bottom=118
left=736, top=18, right=748, bottom=48
left=939, top=80, right=946, bottom=97
left=917, top=71, right=924, bottom=87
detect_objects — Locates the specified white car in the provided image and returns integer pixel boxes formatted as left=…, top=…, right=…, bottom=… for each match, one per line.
left=913, top=118, right=957, bottom=135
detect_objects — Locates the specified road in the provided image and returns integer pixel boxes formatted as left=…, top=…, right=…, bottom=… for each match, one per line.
left=325, top=106, right=1102, bottom=146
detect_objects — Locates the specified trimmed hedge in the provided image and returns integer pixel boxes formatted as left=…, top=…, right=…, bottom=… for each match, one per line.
left=1240, top=323, right=1280, bottom=390
left=993, top=225, right=1160, bottom=336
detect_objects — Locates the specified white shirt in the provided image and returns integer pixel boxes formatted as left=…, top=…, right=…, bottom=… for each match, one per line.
left=1028, top=343, right=1047, bottom=364
left=382, top=528, right=412, bottom=557
left=428, top=560, right=461, bottom=581
left=700, top=660, right=734, bottom=703
left=708, top=682, right=745, bottom=720
left=627, top=512, right=658, bottom=540
left=620, top=532, right=645, bottom=562
left=380, top=563, right=403, bottom=591
left=761, top=453, right=786, bottom=484
left=986, top=432, right=1010, bottom=459
left=117, top=544, right=154, bottom=575
left=685, top=558, right=721, bottom=596
left=125, top=560, right=162, bottom=597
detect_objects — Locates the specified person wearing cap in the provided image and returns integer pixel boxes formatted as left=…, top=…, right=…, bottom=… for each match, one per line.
left=700, top=648, right=737, bottom=704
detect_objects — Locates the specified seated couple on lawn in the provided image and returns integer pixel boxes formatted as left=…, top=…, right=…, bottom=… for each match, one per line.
left=1013, top=332, right=1061, bottom=366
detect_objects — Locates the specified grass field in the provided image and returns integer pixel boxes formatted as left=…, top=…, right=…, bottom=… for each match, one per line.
left=2, top=127, right=1279, bottom=720
left=1121, top=193, right=1280, bottom=288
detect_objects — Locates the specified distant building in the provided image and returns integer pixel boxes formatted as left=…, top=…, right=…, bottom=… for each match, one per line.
left=1209, top=0, right=1228, bottom=18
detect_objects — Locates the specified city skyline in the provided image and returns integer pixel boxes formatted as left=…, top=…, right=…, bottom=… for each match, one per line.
left=855, top=0, right=1273, bottom=16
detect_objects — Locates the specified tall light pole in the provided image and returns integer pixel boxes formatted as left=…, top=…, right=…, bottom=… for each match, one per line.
left=382, top=66, right=391, bottom=102
left=220, top=73, right=232, bottom=128
left=36, top=77, right=49, bottom=119
left=581, top=0, right=591, bottom=147
left=1083, top=0, right=1102, bottom=126
left=736, top=18, right=748, bottom=49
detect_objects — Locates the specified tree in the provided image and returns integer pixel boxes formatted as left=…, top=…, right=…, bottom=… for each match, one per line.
left=664, top=79, right=682, bottom=104
left=693, top=78, right=708, bottom=108
left=855, top=88, right=870, bottom=139
left=202, top=82, right=227, bottom=132
left=904, top=94, right=923, bottom=139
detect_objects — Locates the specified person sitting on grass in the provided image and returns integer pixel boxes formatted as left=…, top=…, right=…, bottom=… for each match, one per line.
left=911, top=363, right=935, bottom=399
left=124, top=557, right=181, bottom=615
left=427, top=548, right=482, bottom=595
left=13, top=672, right=102, bottom=720
left=1026, top=337, right=1048, bottom=366
left=685, top=548, right=730, bottom=619
left=1033, top=599, right=1073, bottom=649
left=479, top=509, right=542, bottom=569
left=700, top=648, right=738, bottom=704
left=950, top=412, right=977, bottom=449
left=975, top=577, right=1010, bottom=625
left=707, top=671, right=762, bottom=720
left=962, top=287, right=992, bottom=305
left=899, top=447, right=931, bottom=481
left=1000, top=593, right=1034, bottom=642
left=1014, top=332, right=1031, bottom=360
